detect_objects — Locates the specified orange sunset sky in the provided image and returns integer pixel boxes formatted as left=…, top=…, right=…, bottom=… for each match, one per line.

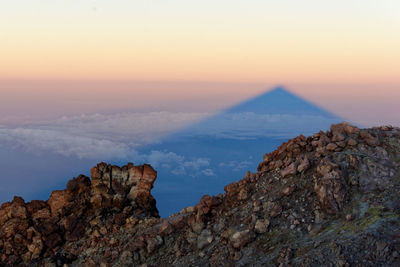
left=1, top=1, right=399, bottom=126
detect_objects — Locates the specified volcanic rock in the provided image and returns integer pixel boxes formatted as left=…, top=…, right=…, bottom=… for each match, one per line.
left=1, top=122, right=400, bottom=266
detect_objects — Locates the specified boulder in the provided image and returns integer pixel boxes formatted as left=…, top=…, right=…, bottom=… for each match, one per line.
left=230, top=230, right=255, bottom=248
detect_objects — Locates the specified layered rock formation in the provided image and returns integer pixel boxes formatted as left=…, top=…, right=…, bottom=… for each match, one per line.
left=0, top=163, right=158, bottom=265
left=1, top=122, right=400, bottom=266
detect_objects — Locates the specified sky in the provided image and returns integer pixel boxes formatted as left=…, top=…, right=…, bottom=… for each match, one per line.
left=0, top=1, right=399, bottom=126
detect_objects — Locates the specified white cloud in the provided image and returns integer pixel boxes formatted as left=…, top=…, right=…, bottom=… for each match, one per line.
left=0, top=128, right=131, bottom=159
left=218, top=160, right=253, bottom=171
left=30, top=111, right=208, bottom=146
left=0, top=111, right=338, bottom=179
left=0, top=111, right=208, bottom=159
left=145, top=150, right=185, bottom=166
left=143, top=150, right=210, bottom=176
left=182, top=158, right=210, bottom=170
left=234, top=160, right=253, bottom=171
left=201, top=168, right=215, bottom=176
left=0, top=111, right=338, bottom=159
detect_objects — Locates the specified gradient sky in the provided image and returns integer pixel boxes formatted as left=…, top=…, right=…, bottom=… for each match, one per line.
left=1, top=1, right=400, bottom=126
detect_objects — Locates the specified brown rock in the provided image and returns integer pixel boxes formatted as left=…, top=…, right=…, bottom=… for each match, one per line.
left=342, top=122, right=360, bottom=135
left=146, top=235, right=163, bottom=254
left=230, top=230, right=255, bottom=248
left=254, top=219, right=270, bottom=234
left=347, top=138, right=358, bottom=146
left=44, top=233, right=62, bottom=249
left=238, top=189, right=249, bottom=200
left=169, top=214, right=186, bottom=229
left=28, top=236, right=43, bottom=260
left=0, top=207, right=10, bottom=225
left=1, top=218, right=29, bottom=238
left=297, top=156, right=310, bottom=173
left=274, top=160, right=284, bottom=169
left=313, top=160, right=346, bottom=214
left=263, top=201, right=282, bottom=217
left=360, top=130, right=379, bottom=146
left=282, top=186, right=295, bottom=196
left=181, top=206, right=195, bottom=214
left=188, top=217, right=204, bottom=234
left=35, top=217, right=59, bottom=236
left=281, top=162, right=297, bottom=178
left=326, top=143, right=338, bottom=151
left=331, top=122, right=359, bottom=136
left=128, top=165, right=158, bottom=211
left=159, top=221, right=174, bottom=236
left=47, top=190, right=72, bottom=217
left=32, top=208, right=51, bottom=220
left=197, top=229, right=213, bottom=249
left=332, top=133, right=346, bottom=142
left=224, top=182, right=239, bottom=196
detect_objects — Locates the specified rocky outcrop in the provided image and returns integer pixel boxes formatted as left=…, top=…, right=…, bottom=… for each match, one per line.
left=1, top=122, right=400, bottom=266
left=0, top=163, right=158, bottom=265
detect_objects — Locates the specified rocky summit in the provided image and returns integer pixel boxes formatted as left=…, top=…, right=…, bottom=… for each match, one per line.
left=1, top=123, right=400, bottom=266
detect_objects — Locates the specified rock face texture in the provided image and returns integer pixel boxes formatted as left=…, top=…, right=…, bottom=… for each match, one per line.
left=0, top=163, right=158, bottom=265
left=1, top=122, right=400, bottom=266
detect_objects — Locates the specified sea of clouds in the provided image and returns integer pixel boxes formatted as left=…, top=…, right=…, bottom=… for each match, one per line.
left=0, top=111, right=334, bottom=159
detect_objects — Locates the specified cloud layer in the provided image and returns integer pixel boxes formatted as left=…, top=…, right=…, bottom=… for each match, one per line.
left=0, top=111, right=339, bottom=159
left=0, top=111, right=217, bottom=179
left=0, top=111, right=208, bottom=159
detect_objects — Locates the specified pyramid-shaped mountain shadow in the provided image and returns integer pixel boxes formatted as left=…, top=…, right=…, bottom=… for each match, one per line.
left=167, top=86, right=341, bottom=140
left=143, top=86, right=343, bottom=216
left=226, top=86, right=337, bottom=116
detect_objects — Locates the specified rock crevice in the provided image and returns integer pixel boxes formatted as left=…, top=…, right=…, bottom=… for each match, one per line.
left=0, top=163, right=158, bottom=264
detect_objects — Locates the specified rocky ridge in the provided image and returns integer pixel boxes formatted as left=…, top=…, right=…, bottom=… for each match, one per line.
left=0, top=163, right=158, bottom=265
left=1, top=122, right=400, bottom=266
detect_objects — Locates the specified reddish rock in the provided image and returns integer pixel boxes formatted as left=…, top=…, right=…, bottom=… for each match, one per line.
left=159, top=221, right=174, bottom=236
left=26, top=200, right=47, bottom=215
left=281, top=162, right=298, bottom=178
left=331, top=122, right=359, bottom=136
left=32, top=208, right=51, bottom=220
left=342, top=123, right=360, bottom=135
left=0, top=162, right=160, bottom=265
left=313, top=160, right=346, bottom=214
left=297, top=156, right=310, bottom=173
left=48, top=190, right=72, bottom=217
left=1, top=123, right=399, bottom=266
left=66, top=175, right=91, bottom=193
left=360, top=130, right=379, bottom=146
left=332, top=133, right=346, bottom=142
left=347, top=138, right=358, bottom=146
left=224, top=182, right=239, bottom=196
left=9, top=198, right=27, bottom=219
left=326, top=143, right=338, bottom=151
left=44, top=233, right=62, bottom=249
left=128, top=164, right=158, bottom=211
left=195, top=195, right=222, bottom=219
left=238, top=189, right=249, bottom=200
